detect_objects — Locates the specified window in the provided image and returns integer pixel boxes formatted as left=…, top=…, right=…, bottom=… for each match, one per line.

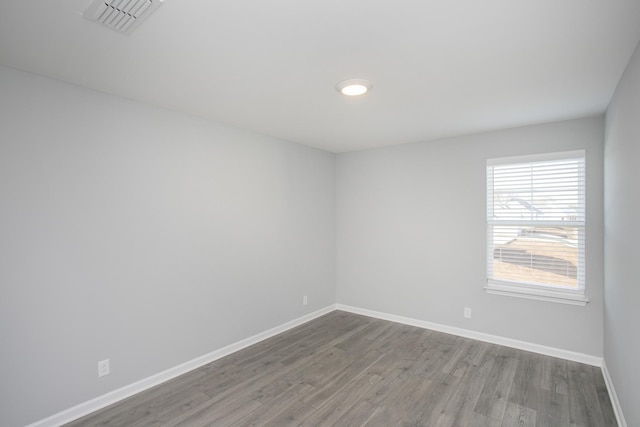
left=486, top=150, right=588, bottom=305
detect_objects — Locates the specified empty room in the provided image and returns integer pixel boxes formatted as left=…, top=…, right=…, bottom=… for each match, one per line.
left=1, top=1, right=639, bottom=426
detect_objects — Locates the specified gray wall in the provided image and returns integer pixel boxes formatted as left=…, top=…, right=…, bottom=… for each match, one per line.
left=604, top=41, right=640, bottom=427
left=0, top=66, right=336, bottom=427
left=336, top=117, right=604, bottom=356
left=1, top=61, right=622, bottom=426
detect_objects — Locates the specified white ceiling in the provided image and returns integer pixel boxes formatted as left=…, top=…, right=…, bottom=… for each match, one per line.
left=1, top=1, right=639, bottom=153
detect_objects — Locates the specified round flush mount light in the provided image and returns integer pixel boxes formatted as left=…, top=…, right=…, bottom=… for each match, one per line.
left=336, top=79, right=372, bottom=96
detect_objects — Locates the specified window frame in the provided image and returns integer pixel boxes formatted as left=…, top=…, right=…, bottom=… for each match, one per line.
left=485, top=150, right=589, bottom=306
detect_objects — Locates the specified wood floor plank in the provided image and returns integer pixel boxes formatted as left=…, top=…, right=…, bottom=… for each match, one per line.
left=235, top=383, right=317, bottom=426
left=567, top=361, right=607, bottom=427
left=300, top=373, right=383, bottom=426
left=299, top=351, right=383, bottom=409
left=536, top=389, right=570, bottom=427
left=432, top=342, right=497, bottom=427
left=502, top=402, right=537, bottom=427
left=334, top=400, right=379, bottom=427
left=64, top=311, right=616, bottom=427
left=127, top=391, right=211, bottom=427
left=509, top=351, right=544, bottom=411
left=540, top=356, right=569, bottom=397
left=362, top=373, right=432, bottom=426
left=409, top=372, right=460, bottom=426
left=441, top=337, right=473, bottom=375
left=420, top=372, right=465, bottom=425
left=467, top=413, right=504, bottom=427
left=474, top=346, right=519, bottom=421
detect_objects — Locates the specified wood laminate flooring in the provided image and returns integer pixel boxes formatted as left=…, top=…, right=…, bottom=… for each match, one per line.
left=66, top=311, right=616, bottom=426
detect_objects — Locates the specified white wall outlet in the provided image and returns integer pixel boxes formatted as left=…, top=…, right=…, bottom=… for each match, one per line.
left=98, top=359, right=110, bottom=377
left=303, top=295, right=308, bottom=305
left=464, top=307, right=472, bottom=318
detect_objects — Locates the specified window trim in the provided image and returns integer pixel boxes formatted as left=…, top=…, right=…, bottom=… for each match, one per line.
left=485, top=150, right=589, bottom=306
left=484, top=282, right=589, bottom=306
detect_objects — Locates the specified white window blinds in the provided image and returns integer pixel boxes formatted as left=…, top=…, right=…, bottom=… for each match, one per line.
left=487, top=151, right=585, bottom=292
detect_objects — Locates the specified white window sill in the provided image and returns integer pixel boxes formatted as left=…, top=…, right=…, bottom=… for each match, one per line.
left=484, top=282, right=589, bottom=306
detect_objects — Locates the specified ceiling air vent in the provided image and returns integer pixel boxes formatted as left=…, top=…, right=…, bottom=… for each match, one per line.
left=84, top=0, right=163, bottom=35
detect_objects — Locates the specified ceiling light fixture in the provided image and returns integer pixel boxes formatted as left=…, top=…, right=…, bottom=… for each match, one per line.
left=336, top=79, right=372, bottom=96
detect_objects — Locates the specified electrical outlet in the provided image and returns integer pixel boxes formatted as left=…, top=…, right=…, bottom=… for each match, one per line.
left=303, top=295, right=308, bottom=306
left=98, top=359, right=110, bottom=377
left=464, top=307, right=472, bottom=318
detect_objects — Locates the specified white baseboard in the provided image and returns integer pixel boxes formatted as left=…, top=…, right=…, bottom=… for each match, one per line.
left=335, top=304, right=603, bottom=367
left=28, top=303, right=611, bottom=427
left=27, top=304, right=337, bottom=427
left=601, top=360, right=627, bottom=427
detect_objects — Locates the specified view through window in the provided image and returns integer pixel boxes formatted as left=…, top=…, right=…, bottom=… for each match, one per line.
left=487, top=151, right=585, bottom=293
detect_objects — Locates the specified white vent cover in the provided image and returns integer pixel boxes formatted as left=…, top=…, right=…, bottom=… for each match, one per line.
left=84, top=0, right=163, bottom=35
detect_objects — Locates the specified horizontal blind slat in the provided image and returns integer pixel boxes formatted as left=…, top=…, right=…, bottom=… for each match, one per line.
left=487, top=151, right=585, bottom=291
